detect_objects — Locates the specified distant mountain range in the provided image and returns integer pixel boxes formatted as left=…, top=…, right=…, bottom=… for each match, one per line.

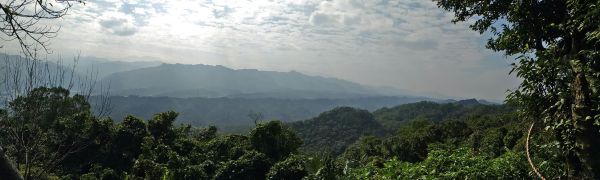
left=93, top=95, right=435, bottom=128
left=100, top=63, right=400, bottom=99
left=67, top=56, right=162, bottom=78
left=2, top=53, right=484, bottom=100
left=0, top=53, right=82, bottom=95
left=2, top=53, right=500, bottom=129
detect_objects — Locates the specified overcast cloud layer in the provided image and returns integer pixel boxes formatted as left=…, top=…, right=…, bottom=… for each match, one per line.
left=3, top=0, right=519, bottom=100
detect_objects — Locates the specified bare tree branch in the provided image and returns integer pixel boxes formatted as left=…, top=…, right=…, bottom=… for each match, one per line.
left=0, top=0, right=84, bottom=58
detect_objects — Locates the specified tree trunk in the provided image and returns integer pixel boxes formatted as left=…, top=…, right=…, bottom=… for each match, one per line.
left=572, top=71, right=600, bottom=178
left=570, top=33, right=600, bottom=178
left=0, top=146, right=23, bottom=180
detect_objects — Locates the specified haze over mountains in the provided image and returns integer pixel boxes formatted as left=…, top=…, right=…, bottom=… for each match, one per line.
left=68, top=56, right=163, bottom=78
left=1, top=53, right=498, bottom=127
left=99, top=96, right=434, bottom=128
left=101, top=63, right=399, bottom=99
left=0, top=53, right=450, bottom=99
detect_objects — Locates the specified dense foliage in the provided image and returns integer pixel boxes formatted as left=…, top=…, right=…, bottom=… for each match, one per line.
left=0, top=87, right=112, bottom=179
left=373, top=100, right=514, bottom=130
left=289, top=107, right=385, bottom=154
left=0, top=87, right=578, bottom=179
left=435, top=0, right=600, bottom=178
left=290, top=101, right=515, bottom=156
left=340, top=102, right=575, bottom=179
left=0, top=87, right=310, bottom=179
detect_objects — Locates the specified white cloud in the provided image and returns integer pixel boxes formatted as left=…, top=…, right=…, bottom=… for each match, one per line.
left=309, top=0, right=395, bottom=31
left=98, top=12, right=138, bottom=36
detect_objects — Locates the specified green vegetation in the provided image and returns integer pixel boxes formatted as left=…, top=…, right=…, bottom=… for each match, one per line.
left=435, top=0, right=600, bottom=177
left=373, top=100, right=513, bottom=130
left=0, top=87, right=306, bottom=179
left=0, top=86, right=569, bottom=179
left=342, top=106, right=540, bottom=179
left=289, top=107, right=386, bottom=154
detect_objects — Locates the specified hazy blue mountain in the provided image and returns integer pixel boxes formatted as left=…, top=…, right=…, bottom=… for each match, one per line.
left=92, top=95, right=434, bottom=128
left=64, top=56, right=162, bottom=78
left=100, top=63, right=386, bottom=98
left=0, top=53, right=83, bottom=94
left=1, top=53, right=162, bottom=84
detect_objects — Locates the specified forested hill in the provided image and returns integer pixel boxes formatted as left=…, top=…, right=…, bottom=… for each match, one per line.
left=289, top=99, right=511, bottom=155
left=373, top=99, right=513, bottom=130
left=289, top=107, right=386, bottom=154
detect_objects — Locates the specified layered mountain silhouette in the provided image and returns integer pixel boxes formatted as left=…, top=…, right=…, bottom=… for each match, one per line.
left=101, top=63, right=391, bottom=99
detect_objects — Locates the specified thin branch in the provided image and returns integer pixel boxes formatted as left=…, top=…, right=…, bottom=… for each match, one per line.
left=526, top=122, right=546, bottom=180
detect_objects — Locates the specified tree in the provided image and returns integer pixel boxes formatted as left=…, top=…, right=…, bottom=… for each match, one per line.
left=148, top=111, right=179, bottom=143
left=248, top=111, right=264, bottom=125
left=106, top=116, right=148, bottom=172
left=0, top=54, right=112, bottom=179
left=1, top=2, right=102, bottom=178
left=192, top=126, right=217, bottom=141
left=434, top=0, right=600, bottom=177
left=249, top=121, right=302, bottom=161
left=0, top=87, right=111, bottom=179
left=0, top=0, right=83, bottom=57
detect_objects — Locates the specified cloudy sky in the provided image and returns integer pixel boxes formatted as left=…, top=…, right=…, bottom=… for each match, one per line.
left=4, top=0, right=519, bottom=100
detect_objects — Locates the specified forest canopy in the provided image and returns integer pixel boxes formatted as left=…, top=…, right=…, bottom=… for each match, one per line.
left=0, top=87, right=563, bottom=179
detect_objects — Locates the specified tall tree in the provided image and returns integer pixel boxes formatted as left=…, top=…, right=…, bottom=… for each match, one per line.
left=250, top=121, right=302, bottom=162
left=434, top=0, right=600, bottom=177
left=1, top=1, right=88, bottom=179
left=0, top=87, right=110, bottom=179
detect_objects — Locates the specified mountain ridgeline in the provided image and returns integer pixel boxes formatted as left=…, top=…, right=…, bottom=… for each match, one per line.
left=68, top=56, right=163, bottom=78
left=3, top=54, right=401, bottom=99
left=2, top=54, right=502, bottom=130
left=96, top=96, right=434, bottom=128
left=101, top=63, right=384, bottom=99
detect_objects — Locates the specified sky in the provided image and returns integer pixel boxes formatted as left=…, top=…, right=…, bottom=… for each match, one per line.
left=3, top=0, right=520, bottom=100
